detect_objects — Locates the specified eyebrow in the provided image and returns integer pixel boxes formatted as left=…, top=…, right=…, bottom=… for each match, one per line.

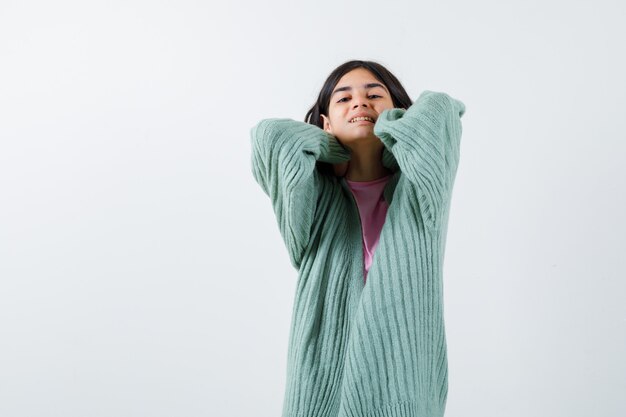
left=331, top=82, right=389, bottom=97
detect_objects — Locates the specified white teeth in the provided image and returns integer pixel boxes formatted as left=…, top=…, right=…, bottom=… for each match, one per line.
left=350, top=116, right=374, bottom=123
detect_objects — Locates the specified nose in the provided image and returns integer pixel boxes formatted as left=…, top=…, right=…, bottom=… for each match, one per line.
left=351, top=92, right=371, bottom=108
left=352, top=98, right=369, bottom=108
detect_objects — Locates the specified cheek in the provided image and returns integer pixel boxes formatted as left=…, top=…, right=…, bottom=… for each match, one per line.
left=378, top=102, right=395, bottom=112
left=329, top=113, right=344, bottom=126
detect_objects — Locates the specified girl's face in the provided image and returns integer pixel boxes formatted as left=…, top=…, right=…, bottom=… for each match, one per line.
left=321, top=68, right=395, bottom=147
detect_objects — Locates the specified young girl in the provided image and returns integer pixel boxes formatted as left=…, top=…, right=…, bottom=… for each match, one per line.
left=250, top=60, right=465, bottom=417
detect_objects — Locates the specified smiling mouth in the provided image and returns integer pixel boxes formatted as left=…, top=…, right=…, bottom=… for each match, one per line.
left=349, top=117, right=376, bottom=124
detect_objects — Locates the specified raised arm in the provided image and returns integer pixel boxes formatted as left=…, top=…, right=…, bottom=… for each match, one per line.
left=373, top=90, right=466, bottom=230
left=250, top=118, right=351, bottom=269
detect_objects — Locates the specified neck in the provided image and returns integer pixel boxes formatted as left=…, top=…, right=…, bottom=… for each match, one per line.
left=344, top=142, right=393, bottom=182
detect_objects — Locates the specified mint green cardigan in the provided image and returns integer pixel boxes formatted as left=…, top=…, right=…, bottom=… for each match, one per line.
left=250, top=90, right=466, bottom=417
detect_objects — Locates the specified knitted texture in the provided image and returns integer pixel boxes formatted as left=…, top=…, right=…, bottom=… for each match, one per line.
left=250, top=90, right=465, bottom=417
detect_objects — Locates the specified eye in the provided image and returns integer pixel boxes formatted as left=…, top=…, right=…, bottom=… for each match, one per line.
left=337, top=94, right=381, bottom=103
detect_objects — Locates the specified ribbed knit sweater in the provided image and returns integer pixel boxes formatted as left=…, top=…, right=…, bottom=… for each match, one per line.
left=250, top=90, right=466, bottom=417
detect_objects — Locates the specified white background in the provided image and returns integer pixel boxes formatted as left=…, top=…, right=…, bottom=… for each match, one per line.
left=1, top=1, right=624, bottom=416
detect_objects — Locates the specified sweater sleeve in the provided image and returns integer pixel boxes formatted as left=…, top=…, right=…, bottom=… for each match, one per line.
left=250, top=118, right=352, bottom=269
left=373, top=90, right=466, bottom=230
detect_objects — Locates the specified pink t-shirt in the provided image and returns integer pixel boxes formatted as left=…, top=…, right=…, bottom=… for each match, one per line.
left=345, top=174, right=392, bottom=283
